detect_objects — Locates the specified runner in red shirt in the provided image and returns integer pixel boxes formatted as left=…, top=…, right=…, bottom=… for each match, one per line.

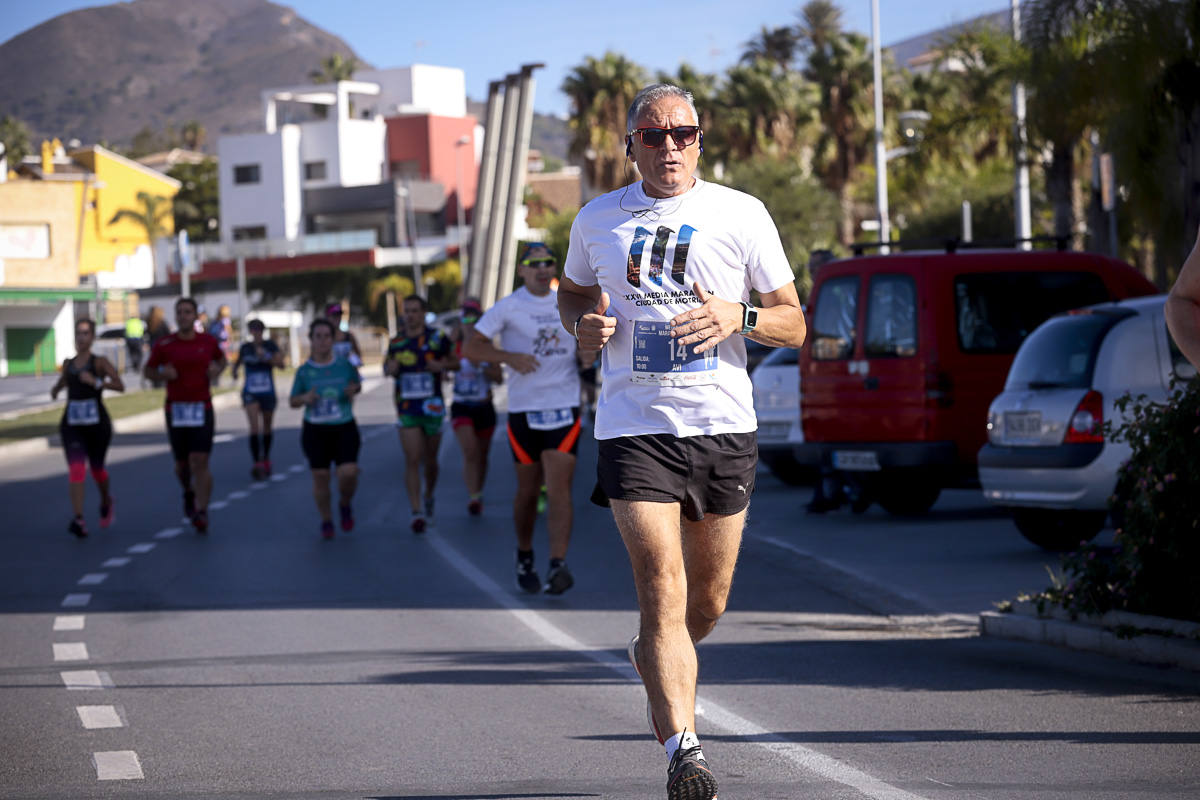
left=144, top=297, right=227, bottom=532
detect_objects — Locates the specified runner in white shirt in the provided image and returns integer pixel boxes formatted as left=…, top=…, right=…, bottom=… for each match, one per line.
left=465, top=243, right=582, bottom=595
left=556, top=84, right=807, bottom=800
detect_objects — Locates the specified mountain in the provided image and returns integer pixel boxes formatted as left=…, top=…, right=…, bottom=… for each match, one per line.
left=466, top=99, right=570, bottom=166
left=0, top=0, right=365, bottom=147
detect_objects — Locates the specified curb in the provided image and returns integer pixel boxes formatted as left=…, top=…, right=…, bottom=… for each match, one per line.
left=980, top=609, right=1200, bottom=672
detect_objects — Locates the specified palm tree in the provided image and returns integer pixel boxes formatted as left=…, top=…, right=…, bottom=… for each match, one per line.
left=110, top=191, right=172, bottom=276
left=717, top=59, right=817, bottom=162
left=795, top=0, right=843, bottom=55
left=562, top=52, right=647, bottom=195
left=0, top=115, right=32, bottom=169
left=309, top=53, right=360, bottom=118
left=741, top=25, right=799, bottom=73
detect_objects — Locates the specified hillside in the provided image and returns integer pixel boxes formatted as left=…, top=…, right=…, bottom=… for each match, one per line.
left=0, top=0, right=365, bottom=146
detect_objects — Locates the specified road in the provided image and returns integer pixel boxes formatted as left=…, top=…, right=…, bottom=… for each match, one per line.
left=1, top=381, right=1197, bottom=799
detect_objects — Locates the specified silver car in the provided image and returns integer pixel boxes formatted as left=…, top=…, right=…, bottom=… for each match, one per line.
left=979, top=294, right=1194, bottom=550
left=752, top=347, right=814, bottom=485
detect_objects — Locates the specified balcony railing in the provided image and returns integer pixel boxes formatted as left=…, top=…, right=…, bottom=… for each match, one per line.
left=179, top=230, right=379, bottom=267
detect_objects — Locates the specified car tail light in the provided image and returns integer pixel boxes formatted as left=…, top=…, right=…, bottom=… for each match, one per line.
left=1064, top=390, right=1104, bottom=443
left=925, top=369, right=953, bottom=408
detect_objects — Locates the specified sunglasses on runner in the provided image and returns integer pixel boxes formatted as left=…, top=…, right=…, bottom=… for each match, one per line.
left=629, top=126, right=700, bottom=149
left=520, top=258, right=557, bottom=268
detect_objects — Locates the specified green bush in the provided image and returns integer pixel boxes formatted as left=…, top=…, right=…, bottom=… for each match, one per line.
left=1042, top=379, right=1200, bottom=622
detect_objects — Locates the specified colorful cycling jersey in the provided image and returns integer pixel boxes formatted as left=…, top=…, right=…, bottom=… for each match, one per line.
left=386, top=327, right=451, bottom=416
left=237, top=340, right=280, bottom=395
left=146, top=332, right=224, bottom=406
left=289, top=357, right=360, bottom=425
left=451, top=357, right=493, bottom=405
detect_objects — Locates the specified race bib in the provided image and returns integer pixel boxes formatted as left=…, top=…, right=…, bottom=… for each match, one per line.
left=630, top=320, right=718, bottom=387
left=170, top=401, right=206, bottom=428
left=309, top=394, right=342, bottom=423
left=454, top=374, right=486, bottom=402
left=245, top=371, right=272, bottom=393
left=400, top=371, right=435, bottom=400
left=66, top=399, right=100, bottom=426
left=527, top=407, right=573, bottom=431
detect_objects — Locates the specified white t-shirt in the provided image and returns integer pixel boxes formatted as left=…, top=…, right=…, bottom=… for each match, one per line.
left=474, top=287, right=581, bottom=414
left=563, top=178, right=794, bottom=439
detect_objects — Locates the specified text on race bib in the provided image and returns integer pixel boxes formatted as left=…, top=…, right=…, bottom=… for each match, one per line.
left=245, top=372, right=272, bottom=393
left=527, top=407, right=574, bottom=431
left=400, top=371, right=435, bottom=400
left=454, top=374, right=486, bottom=401
left=66, top=399, right=100, bottom=426
left=630, top=320, right=718, bottom=387
left=308, top=393, right=343, bottom=423
left=170, top=402, right=207, bottom=428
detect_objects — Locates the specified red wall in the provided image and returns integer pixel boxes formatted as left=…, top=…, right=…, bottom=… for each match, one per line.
left=385, top=115, right=477, bottom=223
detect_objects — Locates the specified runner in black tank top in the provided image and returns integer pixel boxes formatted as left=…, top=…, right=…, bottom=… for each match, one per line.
left=50, top=318, right=125, bottom=537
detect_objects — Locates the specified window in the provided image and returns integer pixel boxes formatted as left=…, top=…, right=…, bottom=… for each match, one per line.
left=865, top=275, right=917, bottom=357
left=232, top=225, right=266, bottom=241
left=954, top=272, right=1109, bottom=354
left=304, top=161, right=327, bottom=181
left=233, top=164, right=260, bottom=184
left=811, top=276, right=859, bottom=360
left=1004, top=311, right=1130, bottom=391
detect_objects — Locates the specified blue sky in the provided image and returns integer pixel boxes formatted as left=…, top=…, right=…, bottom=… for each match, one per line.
left=3, top=1, right=1007, bottom=117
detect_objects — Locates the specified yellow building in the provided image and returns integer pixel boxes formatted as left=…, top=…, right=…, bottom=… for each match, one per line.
left=0, top=141, right=180, bottom=375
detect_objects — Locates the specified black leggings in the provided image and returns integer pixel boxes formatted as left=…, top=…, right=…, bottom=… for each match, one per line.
left=60, top=418, right=113, bottom=470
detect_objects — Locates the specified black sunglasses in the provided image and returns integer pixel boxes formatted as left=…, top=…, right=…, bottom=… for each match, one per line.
left=630, top=126, right=700, bottom=149
left=520, top=258, right=558, bottom=268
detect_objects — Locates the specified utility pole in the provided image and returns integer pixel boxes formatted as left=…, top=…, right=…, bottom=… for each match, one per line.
left=871, top=0, right=891, bottom=254
left=1012, top=0, right=1033, bottom=250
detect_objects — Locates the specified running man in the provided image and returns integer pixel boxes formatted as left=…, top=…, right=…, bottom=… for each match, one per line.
left=144, top=297, right=227, bottom=533
left=384, top=295, right=452, bottom=533
left=465, top=243, right=582, bottom=595
left=290, top=318, right=362, bottom=540
left=557, top=84, right=807, bottom=799
left=326, top=303, right=363, bottom=366
left=449, top=298, right=503, bottom=516
left=232, top=318, right=285, bottom=479
left=50, top=318, right=125, bottom=538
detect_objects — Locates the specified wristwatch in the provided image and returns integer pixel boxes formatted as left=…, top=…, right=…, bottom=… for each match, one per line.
left=739, top=302, right=758, bottom=335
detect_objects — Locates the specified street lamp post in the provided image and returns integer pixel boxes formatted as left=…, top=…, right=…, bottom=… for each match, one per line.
left=454, top=134, right=470, bottom=290
left=871, top=0, right=891, bottom=254
left=396, top=181, right=425, bottom=299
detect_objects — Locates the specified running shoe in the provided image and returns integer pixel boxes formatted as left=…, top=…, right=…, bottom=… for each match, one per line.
left=68, top=517, right=87, bottom=539
left=339, top=503, right=354, bottom=532
left=627, top=635, right=666, bottom=744
left=666, top=737, right=718, bottom=800
left=183, top=489, right=196, bottom=519
left=516, top=554, right=541, bottom=594
left=410, top=513, right=427, bottom=535
left=543, top=562, right=575, bottom=595
left=424, top=495, right=435, bottom=519
left=467, top=496, right=483, bottom=516
left=251, top=462, right=265, bottom=481
left=99, top=498, right=115, bottom=529
left=263, top=460, right=272, bottom=476
left=321, top=520, right=336, bottom=540
left=192, top=510, right=209, bottom=534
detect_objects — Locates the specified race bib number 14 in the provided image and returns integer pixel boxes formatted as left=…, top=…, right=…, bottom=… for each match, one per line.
left=630, top=320, right=718, bottom=386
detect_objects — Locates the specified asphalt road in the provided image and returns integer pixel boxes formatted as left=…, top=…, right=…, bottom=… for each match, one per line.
left=1, top=381, right=1198, bottom=799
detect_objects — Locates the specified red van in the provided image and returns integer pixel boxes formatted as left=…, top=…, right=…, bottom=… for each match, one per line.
left=792, top=248, right=1157, bottom=514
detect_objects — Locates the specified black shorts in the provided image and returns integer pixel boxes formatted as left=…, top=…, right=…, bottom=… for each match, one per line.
left=594, top=432, right=758, bottom=521
left=60, top=416, right=113, bottom=468
left=301, top=420, right=361, bottom=470
left=165, top=404, right=215, bottom=462
left=507, top=407, right=581, bottom=464
left=242, top=391, right=277, bottom=412
left=451, top=402, right=497, bottom=436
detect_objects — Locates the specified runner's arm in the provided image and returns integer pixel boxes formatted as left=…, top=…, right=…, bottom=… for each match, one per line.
left=558, top=275, right=614, bottom=353
left=462, top=330, right=538, bottom=374
left=671, top=281, right=806, bottom=352
left=50, top=362, right=68, bottom=399
left=483, top=361, right=504, bottom=383
left=96, top=356, right=125, bottom=393
left=1167, top=226, right=1200, bottom=369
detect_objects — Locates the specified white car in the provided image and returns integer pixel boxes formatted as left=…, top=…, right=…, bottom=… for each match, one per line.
left=979, top=294, right=1193, bottom=550
left=751, top=347, right=814, bottom=485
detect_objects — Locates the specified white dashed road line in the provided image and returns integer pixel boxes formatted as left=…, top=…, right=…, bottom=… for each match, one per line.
left=208, top=500, right=228, bottom=510
left=212, top=433, right=234, bottom=444
left=270, top=473, right=286, bottom=482
left=61, top=593, right=91, bottom=608
left=53, top=642, right=89, bottom=661
left=102, top=557, right=131, bottom=567
left=289, top=464, right=305, bottom=473
left=77, top=573, right=107, bottom=586
left=127, top=543, right=155, bottom=554
left=54, top=615, right=85, bottom=631
left=250, top=482, right=267, bottom=490
left=61, top=670, right=111, bottom=690
left=153, top=527, right=182, bottom=540
left=93, top=750, right=143, bottom=780
left=228, top=490, right=250, bottom=500
left=76, top=705, right=123, bottom=729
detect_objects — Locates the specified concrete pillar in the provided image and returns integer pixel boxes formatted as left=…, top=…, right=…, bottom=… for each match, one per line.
left=467, top=81, right=505, bottom=302
left=495, top=63, right=543, bottom=303
left=480, top=74, right=520, bottom=309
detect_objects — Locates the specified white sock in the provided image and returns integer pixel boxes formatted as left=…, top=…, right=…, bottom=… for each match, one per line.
left=665, top=730, right=702, bottom=762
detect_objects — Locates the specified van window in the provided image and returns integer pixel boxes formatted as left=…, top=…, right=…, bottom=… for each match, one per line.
left=812, top=276, right=859, bottom=360
left=865, top=275, right=917, bottom=357
left=1004, top=311, right=1128, bottom=390
left=955, top=272, right=1109, bottom=354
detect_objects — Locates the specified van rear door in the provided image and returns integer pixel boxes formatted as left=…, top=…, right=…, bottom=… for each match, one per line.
left=801, top=273, right=861, bottom=445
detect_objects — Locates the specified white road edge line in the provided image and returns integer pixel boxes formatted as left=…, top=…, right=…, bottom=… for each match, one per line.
left=426, top=535, right=932, bottom=800
left=61, top=593, right=91, bottom=608
left=54, top=615, right=85, bottom=631
left=93, top=750, right=143, bottom=780
left=54, top=642, right=89, bottom=661
left=77, top=705, right=123, bottom=729
left=61, top=670, right=112, bottom=690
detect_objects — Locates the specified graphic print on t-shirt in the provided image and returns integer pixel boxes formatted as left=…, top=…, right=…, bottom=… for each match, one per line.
left=626, top=224, right=696, bottom=287
left=533, top=327, right=568, bottom=358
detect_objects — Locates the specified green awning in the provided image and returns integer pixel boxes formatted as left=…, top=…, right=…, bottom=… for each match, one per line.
left=0, top=288, right=111, bottom=304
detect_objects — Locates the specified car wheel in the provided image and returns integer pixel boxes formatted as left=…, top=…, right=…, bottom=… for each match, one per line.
left=1011, top=509, right=1107, bottom=551
left=876, top=482, right=941, bottom=516
left=761, top=453, right=817, bottom=486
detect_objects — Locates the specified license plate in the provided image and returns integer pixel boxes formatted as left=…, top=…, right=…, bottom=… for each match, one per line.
left=1004, top=411, right=1042, bottom=439
left=833, top=450, right=880, bottom=471
left=758, top=422, right=790, bottom=440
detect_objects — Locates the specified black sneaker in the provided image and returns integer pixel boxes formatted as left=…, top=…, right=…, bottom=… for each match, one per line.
left=183, top=490, right=196, bottom=519
left=68, top=517, right=87, bottom=539
left=543, top=563, right=574, bottom=595
left=192, top=510, right=208, bottom=534
left=516, top=554, right=541, bottom=594
left=666, top=740, right=718, bottom=800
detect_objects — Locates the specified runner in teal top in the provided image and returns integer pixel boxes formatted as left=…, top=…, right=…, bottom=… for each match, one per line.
left=289, top=318, right=362, bottom=540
